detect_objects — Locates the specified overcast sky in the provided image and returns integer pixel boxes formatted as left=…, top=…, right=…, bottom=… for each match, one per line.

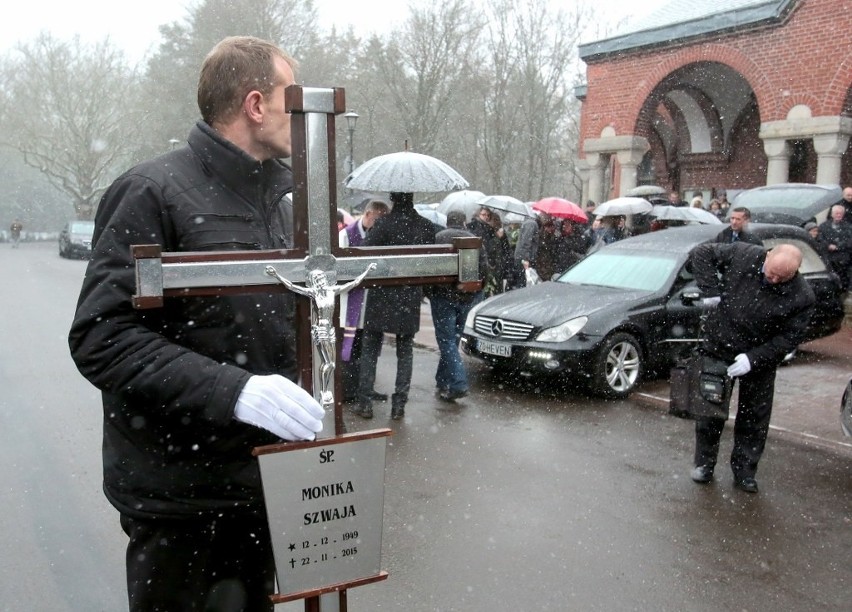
left=0, top=0, right=666, bottom=63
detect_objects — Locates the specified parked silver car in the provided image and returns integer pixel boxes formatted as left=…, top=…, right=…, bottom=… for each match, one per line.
left=58, top=220, right=95, bottom=258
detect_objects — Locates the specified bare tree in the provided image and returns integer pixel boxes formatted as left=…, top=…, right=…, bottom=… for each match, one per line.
left=370, top=0, right=484, bottom=156
left=140, top=0, right=321, bottom=157
left=477, top=0, right=587, bottom=200
left=0, top=34, right=144, bottom=219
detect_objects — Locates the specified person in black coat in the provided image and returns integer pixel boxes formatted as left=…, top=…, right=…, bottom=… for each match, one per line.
left=67, top=37, right=324, bottom=610
left=714, top=206, right=762, bottom=245
left=816, top=204, right=852, bottom=289
left=355, top=191, right=437, bottom=420
left=466, top=206, right=501, bottom=295
left=689, top=242, right=815, bottom=493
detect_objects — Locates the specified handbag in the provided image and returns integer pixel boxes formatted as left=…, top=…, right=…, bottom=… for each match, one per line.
left=524, top=267, right=541, bottom=286
left=669, top=352, right=733, bottom=420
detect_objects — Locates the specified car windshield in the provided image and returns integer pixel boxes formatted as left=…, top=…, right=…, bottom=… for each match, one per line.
left=70, top=221, right=95, bottom=234
left=735, top=187, right=831, bottom=212
left=556, top=250, right=680, bottom=292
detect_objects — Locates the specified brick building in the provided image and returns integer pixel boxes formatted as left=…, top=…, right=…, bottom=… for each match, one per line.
left=576, top=0, right=852, bottom=204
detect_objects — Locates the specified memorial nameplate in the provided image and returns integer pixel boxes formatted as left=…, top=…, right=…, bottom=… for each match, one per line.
left=254, top=430, right=392, bottom=602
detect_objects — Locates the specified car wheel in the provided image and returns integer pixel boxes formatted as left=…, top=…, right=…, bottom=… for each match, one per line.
left=591, top=332, right=642, bottom=399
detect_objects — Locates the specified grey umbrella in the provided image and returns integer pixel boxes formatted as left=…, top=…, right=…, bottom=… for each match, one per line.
left=594, top=197, right=653, bottom=216
left=651, top=204, right=722, bottom=224
left=344, top=151, right=469, bottom=192
left=625, top=185, right=667, bottom=197
left=476, top=195, right=535, bottom=219
left=436, top=190, right=487, bottom=219
left=414, top=206, right=448, bottom=228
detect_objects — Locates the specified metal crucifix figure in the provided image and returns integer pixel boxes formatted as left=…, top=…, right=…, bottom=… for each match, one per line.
left=265, top=263, right=376, bottom=410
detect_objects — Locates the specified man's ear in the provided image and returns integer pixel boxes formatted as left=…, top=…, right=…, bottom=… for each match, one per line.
left=243, top=90, right=264, bottom=124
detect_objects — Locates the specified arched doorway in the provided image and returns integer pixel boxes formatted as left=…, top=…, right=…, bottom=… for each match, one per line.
left=634, top=61, right=765, bottom=196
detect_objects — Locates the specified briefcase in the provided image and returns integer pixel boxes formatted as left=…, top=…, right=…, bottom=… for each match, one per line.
left=669, top=353, right=733, bottom=420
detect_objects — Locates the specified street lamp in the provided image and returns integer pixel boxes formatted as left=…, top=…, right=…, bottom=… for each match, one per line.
left=344, top=110, right=359, bottom=176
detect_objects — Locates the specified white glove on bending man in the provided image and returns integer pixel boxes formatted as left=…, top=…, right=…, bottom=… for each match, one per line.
left=234, top=375, right=324, bottom=441
left=726, top=353, right=751, bottom=378
left=701, top=296, right=721, bottom=309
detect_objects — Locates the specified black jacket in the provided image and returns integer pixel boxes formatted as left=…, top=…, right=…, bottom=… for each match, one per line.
left=817, top=219, right=852, bottom=268
left=691, top=242, right=815, bottom=370
left=68, top=122, right=297, bottom=519
left=363, top=203, right=436, bottom=334
left=714, top=226, right=762, bottom=245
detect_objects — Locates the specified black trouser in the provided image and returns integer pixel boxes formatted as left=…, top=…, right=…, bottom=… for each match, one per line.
left=358, top=330, right=413, bottom=408
left=341, top=329, right=364, bottom=401
left=120, top=512, right=275, bottom=612
left=694, top=366, right=776, bottom=479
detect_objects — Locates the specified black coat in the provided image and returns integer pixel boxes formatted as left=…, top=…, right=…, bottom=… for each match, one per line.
left=68, top=122, right=296, bottom=519
left=430, top=226, right=485, bottom=303
left=714, top=226, right=763, bottom=245
left=363, top=204, right=436, bottom=334
left=691, top=242, right=815, bottom=370
left=817, top=219, right=852, bottom=269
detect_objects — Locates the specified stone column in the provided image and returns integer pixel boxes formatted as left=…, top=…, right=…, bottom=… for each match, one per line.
left=616, top=144, right=650, bottom=195
left=585, top=153, right=607, bottom=206
left=814, top=133, right=851, bottom=185
left=762, top=138, right=791, bottom=185
left=576, top=159, right=590, bottom=207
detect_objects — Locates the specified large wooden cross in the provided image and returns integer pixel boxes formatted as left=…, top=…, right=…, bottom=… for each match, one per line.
left=131, top=85, right=480, bottom=610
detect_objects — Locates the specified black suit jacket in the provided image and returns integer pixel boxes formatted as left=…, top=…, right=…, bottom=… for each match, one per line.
left=714, top=226, right=762, bottom=245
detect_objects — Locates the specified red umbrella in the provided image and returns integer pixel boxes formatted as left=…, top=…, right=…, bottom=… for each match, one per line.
left=532, top=197, right=587, bottom=222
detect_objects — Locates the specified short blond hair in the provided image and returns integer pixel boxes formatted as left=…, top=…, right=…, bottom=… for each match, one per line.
left=198, top=36, right=295, bottom=126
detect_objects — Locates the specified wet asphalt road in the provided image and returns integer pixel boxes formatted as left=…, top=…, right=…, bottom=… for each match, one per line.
left=1, top=243, right=850, bottom=611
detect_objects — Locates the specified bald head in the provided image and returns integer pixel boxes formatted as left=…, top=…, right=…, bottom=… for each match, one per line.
left=763, top=244, right=802, bottom=284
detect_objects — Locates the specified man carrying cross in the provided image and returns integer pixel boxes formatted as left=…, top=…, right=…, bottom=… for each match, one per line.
left=68, top=36, right=322, bottom=611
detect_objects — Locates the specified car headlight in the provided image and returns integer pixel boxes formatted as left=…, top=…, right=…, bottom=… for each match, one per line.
left=464, top=300, right=485, bottom=330
left=535, top=316, right=588, bottom=343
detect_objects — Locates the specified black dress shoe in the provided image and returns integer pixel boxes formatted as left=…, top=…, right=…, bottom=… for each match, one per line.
left=690, top=465, right=714, bottom=483
left=734, top=476, right=758, bottom=493
left=390, top=404, right=405, bottom=420
left=349, top=404, right=373, bottom=419
left=368, top=390, right=388, bottom=401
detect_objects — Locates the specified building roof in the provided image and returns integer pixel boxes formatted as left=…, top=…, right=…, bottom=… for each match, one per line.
left=579, top=0, right=796, bottom=61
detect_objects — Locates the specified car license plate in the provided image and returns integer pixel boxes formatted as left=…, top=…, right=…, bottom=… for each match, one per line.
left=478, top=340, right=511, bottom=357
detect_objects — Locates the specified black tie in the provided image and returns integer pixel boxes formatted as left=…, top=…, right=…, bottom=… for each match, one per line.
left=732, top=232, right=738, bottom=242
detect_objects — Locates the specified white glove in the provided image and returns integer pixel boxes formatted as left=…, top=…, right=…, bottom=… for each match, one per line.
left=726, top=354, right=751, bottom=378
left=701, top=296, right=721, bottom=309
left=234, top=375, right=324, bottom=441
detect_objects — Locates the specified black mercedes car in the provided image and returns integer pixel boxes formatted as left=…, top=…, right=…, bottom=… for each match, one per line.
left=461, top=224, right=844, bottom=399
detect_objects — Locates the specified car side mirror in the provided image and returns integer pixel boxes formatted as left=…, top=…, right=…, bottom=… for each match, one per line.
left=681, top=289, right=702, bottom=306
